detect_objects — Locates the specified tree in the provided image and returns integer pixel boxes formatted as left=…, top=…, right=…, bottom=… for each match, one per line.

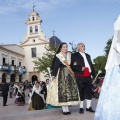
left=93, top=56, right=107, bottom=77
left=33, top=44, right=58, bottom=77
left=69, top=41, right=77, bottom=53
left=93, top=37, right=113, bottom=77
left=104, top=38, right=112, bottom=57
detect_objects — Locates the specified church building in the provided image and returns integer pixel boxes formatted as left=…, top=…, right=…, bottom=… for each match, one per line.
left=0, top=10, right=49, bottom=83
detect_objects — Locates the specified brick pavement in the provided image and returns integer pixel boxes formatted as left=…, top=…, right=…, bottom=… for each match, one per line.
left=0, top=90, right=98, bottom=120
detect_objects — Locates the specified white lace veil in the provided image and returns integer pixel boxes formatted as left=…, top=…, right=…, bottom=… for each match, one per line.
left=105, top=15, right=120, bottom=72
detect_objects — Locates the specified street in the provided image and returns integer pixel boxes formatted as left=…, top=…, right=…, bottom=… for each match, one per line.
left=0, top=91, right=98, bottom=120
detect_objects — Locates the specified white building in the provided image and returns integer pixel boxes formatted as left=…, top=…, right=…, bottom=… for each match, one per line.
left=0, top=10, right=49, bottom=83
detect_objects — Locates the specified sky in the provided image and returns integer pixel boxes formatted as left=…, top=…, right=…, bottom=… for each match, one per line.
left=0, top=0, right=120, bottom=60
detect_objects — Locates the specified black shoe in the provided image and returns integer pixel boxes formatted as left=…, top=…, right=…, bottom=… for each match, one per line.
left=79, top=108, right=84, bottom=113
left=3, top=105, right=7, bottom=106
left=86, top=107, right=95, bottom=112
left=66, top=111, right=71, bottom=114
left=62, top=111, right=68, bottom=115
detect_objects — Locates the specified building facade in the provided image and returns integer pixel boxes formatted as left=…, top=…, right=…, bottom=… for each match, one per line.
left=0, top=10, right=49, bottom=83
left=0, top=45, right=25, bottom=83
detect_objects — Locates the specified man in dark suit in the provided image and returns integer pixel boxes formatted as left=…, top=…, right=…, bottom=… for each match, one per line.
left=2, top=82, right=9, bottom=106
left=71, top=43, right=96, bottom=113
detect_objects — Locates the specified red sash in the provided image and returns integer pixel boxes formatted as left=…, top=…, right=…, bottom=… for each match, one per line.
left=75, top=67, right=91, bottom=77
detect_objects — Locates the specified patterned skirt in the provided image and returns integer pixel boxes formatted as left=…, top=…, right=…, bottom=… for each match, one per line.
left=46, top=67, right=80, bottom=106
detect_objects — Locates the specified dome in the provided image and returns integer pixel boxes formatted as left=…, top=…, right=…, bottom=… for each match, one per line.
left=49, top=36, right=62, bottom=46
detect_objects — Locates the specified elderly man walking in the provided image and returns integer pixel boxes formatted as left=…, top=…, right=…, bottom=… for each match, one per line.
left=71, top=43, right=96, bottom=113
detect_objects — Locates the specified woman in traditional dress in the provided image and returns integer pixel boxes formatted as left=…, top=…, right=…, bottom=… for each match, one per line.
left=28, top=89, right=32, bottom=104
left=94, top=16, right=120, bottom=120
left=40, top=81, right=47, bottom=102
left=28, top=82, right=45, bottom=111
left=13, top=82, right=19, bottom=96
left=46, top=42, right=80, bottom=115
left=15, top=86, right=25, bottom=105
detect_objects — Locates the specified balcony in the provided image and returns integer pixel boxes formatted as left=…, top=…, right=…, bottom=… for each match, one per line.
left=0, top=64, right=26, bottom=75
left=0, top=65, right=9, bottom=71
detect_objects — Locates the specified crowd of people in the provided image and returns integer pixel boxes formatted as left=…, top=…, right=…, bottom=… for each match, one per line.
left=0, top=42, right=98, bottom=115
left=0, top=32, right=119, bottom=119
left=0, top=42, right=98, bottom=116
left=0, top=79, right=49, bottom=109
left=92, top=77, right=104, bottom=99
left=1, top=14, right=120, bottom=120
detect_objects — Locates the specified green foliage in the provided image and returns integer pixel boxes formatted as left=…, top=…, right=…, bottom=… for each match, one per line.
left=93, top=37, right=113, bottom=77
left=33, top=44, right=58, bottom=77
left=69, top=42, right=77, bottom=53
left=104, top=38, right=112, bottom=57
left=93, top=56, right=107, bottom=77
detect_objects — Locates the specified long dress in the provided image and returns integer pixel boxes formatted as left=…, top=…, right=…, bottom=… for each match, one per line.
left=15, top=90, right=25, bottom=105
left=94, top=16, right=120, bottom=120
left=46, top=52, right=80, bottom=106
left=94, top=65, right=120, bottom=120
left=28, top=86, right=45, bottom=111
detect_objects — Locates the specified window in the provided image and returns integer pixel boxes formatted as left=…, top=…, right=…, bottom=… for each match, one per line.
left=32, top=17, right=35, bottom=21
left=19, top=62, right=21, bottom=66
left=3, top=58, right=6, bottom=65
left=35, top=26, right=38, bottom=33
left=30, top=27, right=33, bottom=34
left=12, top=60, right=14, bottom=66
left=32, top=16, right=35, bottom=21
left=31, top=48, right=36, bottom=58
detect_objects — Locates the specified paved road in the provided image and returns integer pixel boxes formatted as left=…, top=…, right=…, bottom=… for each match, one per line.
left=0, top=90, right=98, bottom=120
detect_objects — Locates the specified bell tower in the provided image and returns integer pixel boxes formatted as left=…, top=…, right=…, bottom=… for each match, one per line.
left=24, top=10, right=46, bottom=41
left=19, top=9, right=49, bottom=82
